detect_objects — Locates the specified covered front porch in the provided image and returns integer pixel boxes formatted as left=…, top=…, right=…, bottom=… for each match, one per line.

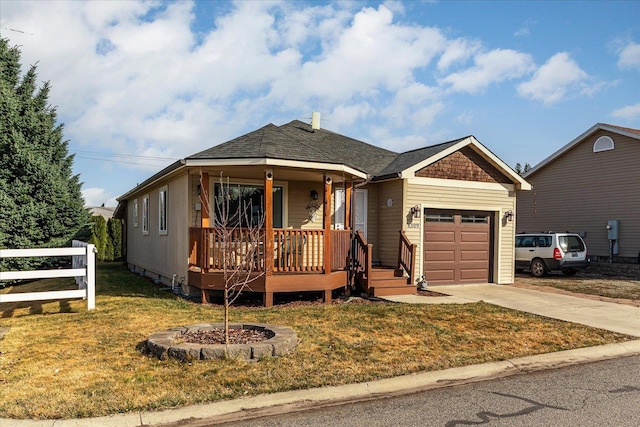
left=186, top=168, right=417, bottom=306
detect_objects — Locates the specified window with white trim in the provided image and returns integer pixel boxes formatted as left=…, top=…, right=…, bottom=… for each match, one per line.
left=593, top=136, right=614, bottom=152
left=132, top=199, right=139, bottom=228
left=142, top=194, right=150, bottom=235
left=159, top=187, right=167, bottom=235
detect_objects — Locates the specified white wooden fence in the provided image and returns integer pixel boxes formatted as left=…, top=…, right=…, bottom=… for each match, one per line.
left=0, top=240, right=96, bottom=310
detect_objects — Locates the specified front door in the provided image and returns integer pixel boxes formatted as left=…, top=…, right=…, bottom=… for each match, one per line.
left=334, top=188, right=367, bottom=238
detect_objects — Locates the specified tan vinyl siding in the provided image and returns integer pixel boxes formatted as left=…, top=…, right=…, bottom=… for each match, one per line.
left=363, top=184, right=379, bottom=259
left=517, top=130, right=640, bottom=259
left=375, top=180, right=404, bottom=266
left=126, top=173, right=189, bottom=285
left=406, top=179, right=517, bottom=284
left=288, top=181, right=323, bottom=229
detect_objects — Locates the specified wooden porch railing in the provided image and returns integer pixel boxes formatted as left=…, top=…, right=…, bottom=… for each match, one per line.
left=397, top=230, right=417, bottom=285
left=352, top=230, right=372, bottom=289
left=189, top=227, right=352, bottom=274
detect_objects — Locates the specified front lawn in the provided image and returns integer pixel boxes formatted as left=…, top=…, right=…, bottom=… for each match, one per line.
left=515, top=272, right=640, bottom=301
left=0, top=263, right=631, bottom=420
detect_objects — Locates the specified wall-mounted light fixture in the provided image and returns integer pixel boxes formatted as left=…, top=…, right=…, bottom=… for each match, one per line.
left=410, top=205, right=421, bottom=218
left=310, top=189, right=318, bottom=200
left=504, top=209, right=514, bottom=222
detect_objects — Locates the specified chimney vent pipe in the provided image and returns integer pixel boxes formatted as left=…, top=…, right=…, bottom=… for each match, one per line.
left=311, top=112, right=321, bottom=130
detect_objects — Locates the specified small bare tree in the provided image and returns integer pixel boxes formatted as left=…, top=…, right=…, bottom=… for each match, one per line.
left=202, top=173, right=265, bottom=353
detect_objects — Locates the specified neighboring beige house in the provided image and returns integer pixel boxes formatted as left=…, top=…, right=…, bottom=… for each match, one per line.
left=88, top=206, right=115, bottom=219
left=517, top=123, right=640, bottom=263
left=115, top=115, right=530, bottom=306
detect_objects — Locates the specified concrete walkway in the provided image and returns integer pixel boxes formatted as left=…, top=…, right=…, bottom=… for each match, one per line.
left=4, top=285, right=640, bottom=427
left=384, top=284, right=640, bottom=337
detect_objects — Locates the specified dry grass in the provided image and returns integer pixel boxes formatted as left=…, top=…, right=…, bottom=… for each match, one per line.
left=515, top=272, right=640, bottom=301
left=0, top=263, right=632, bottom=420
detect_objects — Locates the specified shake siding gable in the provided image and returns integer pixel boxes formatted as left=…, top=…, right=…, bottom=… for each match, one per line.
left=415, top=146, right=512, bottom=184
left=517, top=129, right=640, bottom=259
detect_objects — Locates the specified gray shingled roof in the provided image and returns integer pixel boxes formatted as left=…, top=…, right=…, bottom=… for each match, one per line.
left=187, top=119, right=460, bottom=178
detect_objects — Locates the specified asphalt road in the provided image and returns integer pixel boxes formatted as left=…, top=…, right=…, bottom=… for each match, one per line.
left=221, top=355, right=640, bottom=427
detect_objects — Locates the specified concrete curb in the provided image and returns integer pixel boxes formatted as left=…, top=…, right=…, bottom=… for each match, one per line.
left=4, top=340, right=640, bottom=427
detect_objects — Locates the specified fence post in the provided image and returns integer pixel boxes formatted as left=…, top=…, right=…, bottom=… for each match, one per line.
left=86, top=244, right=96, bottom=310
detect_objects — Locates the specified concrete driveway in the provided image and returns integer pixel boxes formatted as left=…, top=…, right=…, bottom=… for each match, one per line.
left=384, top=284, right=640, bottom=337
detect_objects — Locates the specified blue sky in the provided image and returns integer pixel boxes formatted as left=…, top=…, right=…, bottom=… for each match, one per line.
left=1, top=0, right=638, bottom=207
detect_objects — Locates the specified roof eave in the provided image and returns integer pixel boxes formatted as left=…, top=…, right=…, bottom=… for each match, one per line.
left=183, top=157, right=368, bottom=179
left=116, top=160, right=186, bottom=201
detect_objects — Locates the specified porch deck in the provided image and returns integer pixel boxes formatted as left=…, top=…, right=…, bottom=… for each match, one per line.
left=188, top=227, right=418, bottom=306
left=188, top=227, right=353, bottom=307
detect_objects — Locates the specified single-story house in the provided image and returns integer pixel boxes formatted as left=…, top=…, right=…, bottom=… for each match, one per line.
left=517, top=123, right=640, bottom=263
left=115, top=114, right=530, bottom=306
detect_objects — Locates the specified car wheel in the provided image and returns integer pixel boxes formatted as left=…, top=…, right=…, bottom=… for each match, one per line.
left=530, top=259, right=546, bottom=277
left=562, top=269, right=577, bottom=276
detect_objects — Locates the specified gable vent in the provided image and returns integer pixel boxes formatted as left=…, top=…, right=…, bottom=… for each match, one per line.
left=593, top=136, right=614, bottom=153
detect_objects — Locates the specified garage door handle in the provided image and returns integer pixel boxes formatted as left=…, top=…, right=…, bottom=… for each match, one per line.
left=528, top=249, right=534, bottom=252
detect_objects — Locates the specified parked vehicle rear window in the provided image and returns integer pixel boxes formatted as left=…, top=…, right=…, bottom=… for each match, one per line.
left=559, top=236, right=585, bottom=252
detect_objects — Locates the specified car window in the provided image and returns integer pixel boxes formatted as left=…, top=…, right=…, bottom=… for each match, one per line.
left=559, top=236, right=585, bottom=252
left=517, top=236, right=535, bottom=247
left=537, top=236, right=551, bottom=247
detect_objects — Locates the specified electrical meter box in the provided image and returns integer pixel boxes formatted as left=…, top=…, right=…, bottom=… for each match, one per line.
left=607, top=219, right=619, bottom=240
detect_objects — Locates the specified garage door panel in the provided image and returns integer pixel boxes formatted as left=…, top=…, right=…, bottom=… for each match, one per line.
left=424, top=250, right=455, bottom=262
left=424, top=269, right=455, bottom=282
left=424, top=210, right=491, bottom=285
left=460, top=269, right=488, bottom=281
left=424, top=231, right=455, bottom=242
left=460, top=231, right=489, bottom=243
left=460, top=250, right=489, bottom=261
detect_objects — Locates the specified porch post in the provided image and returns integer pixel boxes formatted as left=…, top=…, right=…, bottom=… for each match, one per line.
left=264, top=169, right=274, bottom=276
left=323, top=174, right=332, bottom=275
left=345, top=181, right=353, bottom=230
left=200, top=172, right=210, bottom=227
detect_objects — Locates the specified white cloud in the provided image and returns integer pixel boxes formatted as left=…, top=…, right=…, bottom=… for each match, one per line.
left=437, top=38, right=481, bottom=71
left=440, top=49, right=535, bottom=93
left=617, top=41, right=640, bottom=70
left=514, top=19, right=535, bottom=37
left=610, top=103, right=640, bottom=121
left=82, top=188, right=118, bottom=207
left=517, top=52, right=588, bottom=105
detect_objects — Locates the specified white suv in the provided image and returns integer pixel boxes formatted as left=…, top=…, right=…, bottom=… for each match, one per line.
left=515, top=232, right=589, bottom=277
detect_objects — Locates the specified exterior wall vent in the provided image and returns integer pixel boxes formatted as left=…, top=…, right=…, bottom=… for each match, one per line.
left=593, top=135, right=614, bottom=153
left=311, top=112, right=321, bottom=131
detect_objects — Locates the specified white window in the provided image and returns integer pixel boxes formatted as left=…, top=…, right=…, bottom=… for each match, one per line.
left=159, top=187, right=167, bottom=235
left=593, top=136, right=614, bottom=152
left=142, top=194, right=149, bottom=235
left=132, top=199, right=138, bottom=228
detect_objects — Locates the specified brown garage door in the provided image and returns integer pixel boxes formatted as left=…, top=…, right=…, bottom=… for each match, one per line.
left=423, top=210, right=492, bottom=285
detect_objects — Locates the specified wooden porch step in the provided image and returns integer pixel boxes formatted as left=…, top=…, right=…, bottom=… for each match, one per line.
left=368, top=270, right=415, bottom=297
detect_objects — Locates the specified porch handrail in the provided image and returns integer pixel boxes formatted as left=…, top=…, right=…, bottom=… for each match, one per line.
left=353, top=230, right=372, bottom=288
left=398, top=231, right=417, bottom=285
left=191, top=227, right=350, bottom=274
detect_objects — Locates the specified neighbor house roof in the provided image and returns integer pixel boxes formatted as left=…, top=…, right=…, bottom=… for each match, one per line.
left=118, top=118, right=529, bottom=201
left=524, top=123, right=640, bottom=178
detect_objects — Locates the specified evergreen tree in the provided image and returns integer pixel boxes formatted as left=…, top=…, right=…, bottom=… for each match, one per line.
left=89, top=216, right=108, bottom=261
left=107, top=218, right=123, bottom=261
left=0, top=38, right=90, bottom=271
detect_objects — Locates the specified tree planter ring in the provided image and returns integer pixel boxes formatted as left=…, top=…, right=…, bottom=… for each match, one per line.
left=146, top=323, right=297, bottom=361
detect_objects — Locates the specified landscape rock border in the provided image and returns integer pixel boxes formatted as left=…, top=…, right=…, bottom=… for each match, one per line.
left=146, top=323, right=297, bottom=361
